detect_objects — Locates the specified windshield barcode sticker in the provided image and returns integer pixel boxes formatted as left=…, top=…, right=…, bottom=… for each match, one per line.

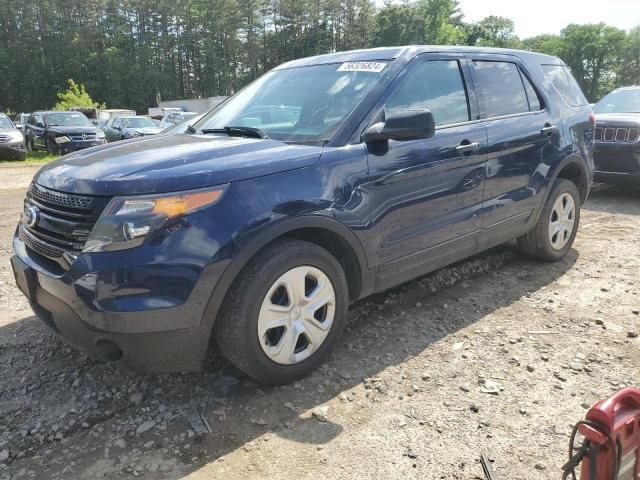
left=337, top=62, right=386, bottom=73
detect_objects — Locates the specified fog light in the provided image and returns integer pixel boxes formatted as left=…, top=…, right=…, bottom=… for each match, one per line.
left=94, top=338, right=123, bottom=362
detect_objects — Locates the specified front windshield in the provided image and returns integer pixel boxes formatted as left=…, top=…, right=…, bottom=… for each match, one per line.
left=194, top=62, right=388, bottom=142
left=122, top=117, right=157, bottom=128
left=0, top=116, right=14, bottom=129
left=594, top=89, right=640, bottom=114
left=46, top=112, right=92, bottom=127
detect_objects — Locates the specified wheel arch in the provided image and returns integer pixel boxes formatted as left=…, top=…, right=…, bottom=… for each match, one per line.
left=200, top=215, right=371, bottom=329
left=549, top=154, right=590, bottom=204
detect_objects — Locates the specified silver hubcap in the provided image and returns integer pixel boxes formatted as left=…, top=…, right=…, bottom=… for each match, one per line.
left=548, top=192, right=576, bottom=250
left=258, top=266, right=336, bottom=365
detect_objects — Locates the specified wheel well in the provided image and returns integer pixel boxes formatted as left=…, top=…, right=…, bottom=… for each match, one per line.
left=282, top=227, right=362, bottom=303
left=556, top=162, right=588, bottom=203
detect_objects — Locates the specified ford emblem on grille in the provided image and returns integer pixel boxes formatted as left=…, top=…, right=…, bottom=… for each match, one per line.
left=24, top=205, right=39, bottom=228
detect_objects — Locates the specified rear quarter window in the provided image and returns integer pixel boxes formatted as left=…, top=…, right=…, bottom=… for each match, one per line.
left=541, top=65, right=588, bottom=107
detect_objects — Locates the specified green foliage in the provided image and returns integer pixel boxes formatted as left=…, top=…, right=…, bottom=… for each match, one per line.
left=522, top=23, right=630, bottom=101
left=616, top=26, right=640, bottom=88
left=474, top=16, right=520, bottom=48
left=53, top=80, right=105, bottom=111
left=0, top=1, right=638, bottom=111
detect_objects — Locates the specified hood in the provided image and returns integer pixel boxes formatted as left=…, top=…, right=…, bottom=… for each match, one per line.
left=34, top=134, right=323, bottom=196
left=124, top=127, right=163, bottom=135
left=594, top=113, right=640, bottom=126
left=48, top=125, right=99, bottom=135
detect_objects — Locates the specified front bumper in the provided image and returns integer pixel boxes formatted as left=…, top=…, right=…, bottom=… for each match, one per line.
left=59, top=139, right=106, bottom=154
left=11, top=233, right=228, bottom=372
left=593, top=143, right=640, bottom=172
left=0, top=141, right=27, bottom=160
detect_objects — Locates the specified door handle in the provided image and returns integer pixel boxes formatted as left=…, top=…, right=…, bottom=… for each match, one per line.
left=541, top=125, right=558, bottom=136
left=455, top=142, right=480, bottom=154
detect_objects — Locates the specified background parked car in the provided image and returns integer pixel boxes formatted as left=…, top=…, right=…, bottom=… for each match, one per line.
left=13, top=113, right=30, bottom=133
left=102, top=116, right=163, bottom=142
left=158, top=111, right=198, bottom=128
left=25, top=111, right=106, bottom=155
left=0, top=113, right=26, bottom=160
left=592, top=86, right=640, bottom=186
left=160, top=111, right=205, bottom=135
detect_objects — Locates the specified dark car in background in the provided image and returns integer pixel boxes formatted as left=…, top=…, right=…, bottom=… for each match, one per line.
left=592, top=86, right=640, bottom=185
left=11, top=46, right=593, bottom=385
left=25, top=111, right=106, bottom=155
left=0, top=113, right=26, bottom=160
left=102, top=116, right=163, bottom=142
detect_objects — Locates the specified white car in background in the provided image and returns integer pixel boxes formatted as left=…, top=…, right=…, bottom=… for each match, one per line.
left=158, top=111, right=198, bottom=128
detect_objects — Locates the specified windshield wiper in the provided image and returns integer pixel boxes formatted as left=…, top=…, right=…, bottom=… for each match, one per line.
left=186, top=124, right=197, bottom=134
left=201, top=126, right=269, bottom=139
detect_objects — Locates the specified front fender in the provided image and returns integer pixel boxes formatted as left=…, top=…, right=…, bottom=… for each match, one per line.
left=200, top=214, right=369, bottom=328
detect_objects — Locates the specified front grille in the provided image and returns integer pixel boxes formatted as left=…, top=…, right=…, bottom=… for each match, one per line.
left=21, top=183, right=110, bottom=264
left=68, top=133, right=96, bottom=141
left=19, top=225, right=66, bottom=258
left=29, top=183, right=96, bottom=209
left=595, top=126, right=640, bottom=143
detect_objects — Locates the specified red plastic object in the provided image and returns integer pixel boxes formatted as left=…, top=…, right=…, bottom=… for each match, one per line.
left=581, top=387, right=640, bottom=480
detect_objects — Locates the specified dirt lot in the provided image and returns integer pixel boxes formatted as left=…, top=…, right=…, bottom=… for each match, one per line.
left=0, top=163, right=638, bottom=480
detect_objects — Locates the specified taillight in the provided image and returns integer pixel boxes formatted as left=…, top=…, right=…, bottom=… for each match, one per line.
left=589, top=112, right=596, bottom=127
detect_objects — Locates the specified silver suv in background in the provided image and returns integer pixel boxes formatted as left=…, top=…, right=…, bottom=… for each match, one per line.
left=0, top=113, right=26, bottom=160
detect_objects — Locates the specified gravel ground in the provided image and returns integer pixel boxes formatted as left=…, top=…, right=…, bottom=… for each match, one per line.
left=0, top=163, right=639, bottom=480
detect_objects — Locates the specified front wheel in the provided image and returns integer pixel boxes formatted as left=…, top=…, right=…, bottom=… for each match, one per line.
left=518, top=178, right=581, bottom=261
left=46, top=138, right=59, bottom=156
left=214, top=239, right=349, bottom=385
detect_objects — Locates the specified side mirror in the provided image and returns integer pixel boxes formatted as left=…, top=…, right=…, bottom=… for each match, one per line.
left=362, top=109, right=435, bottom=143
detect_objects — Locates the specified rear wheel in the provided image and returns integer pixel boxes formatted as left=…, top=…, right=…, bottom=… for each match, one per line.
left=214, top=239, right=349, bottom=385
left=518, top=178, right=580, bottom=261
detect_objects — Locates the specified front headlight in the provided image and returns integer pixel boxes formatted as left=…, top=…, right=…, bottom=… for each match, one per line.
left=83, top=186, right=227, bottom=253
left=6, top=131, right=24, bottom=142
left=96, top=131, right=106, bottom=139
left=54, top=136, right=71, bottom=144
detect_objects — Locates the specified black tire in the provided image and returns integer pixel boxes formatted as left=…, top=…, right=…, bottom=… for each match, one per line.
left=214, top=239, right=349, bottom=385
left=46, top=137, right=61, bottom=156
left=517, top=178, right=581, bottom=262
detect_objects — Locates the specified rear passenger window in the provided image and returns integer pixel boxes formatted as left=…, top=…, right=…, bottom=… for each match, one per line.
left=473, top=61, right=529, bottom=117
left=385, top=60, right=470, bottom=126
left=521, top=73, right=542, bottom=111
left=541, top=65, right=588, bottom=107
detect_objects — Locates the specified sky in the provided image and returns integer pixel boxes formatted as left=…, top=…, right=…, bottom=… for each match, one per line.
left=457, top=0, right=640, bottom=39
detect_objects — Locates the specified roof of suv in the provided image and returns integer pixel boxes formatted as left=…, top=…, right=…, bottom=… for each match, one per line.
left=274, top=45, right=563, bottom=70
left=610, top=86, right=640, bottom=92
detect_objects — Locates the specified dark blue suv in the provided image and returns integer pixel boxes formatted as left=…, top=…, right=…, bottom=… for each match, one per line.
left=11, top=46, right=594, bottom=385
